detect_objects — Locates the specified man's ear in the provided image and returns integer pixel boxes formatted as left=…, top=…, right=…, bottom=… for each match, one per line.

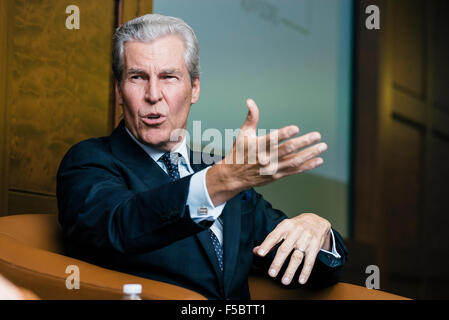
left=115, top=81, right=123, bottom=105
left=191, top=78, right=200, bottom=104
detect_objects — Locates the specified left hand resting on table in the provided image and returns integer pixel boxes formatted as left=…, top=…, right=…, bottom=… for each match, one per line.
left=253, top=212, right=332, bottom=285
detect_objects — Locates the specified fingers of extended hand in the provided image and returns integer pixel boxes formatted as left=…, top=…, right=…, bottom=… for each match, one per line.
left=257, top=126, right=299, bottom=164
left=277, top=132, right=321, bottom=158
left=298, top=157, right=324, bottom=172
left=268, top=126, right=300, bottom=145
left=270, top=157, right=323, bottom=181
left=258, top=132, right=324, bottom=174
left=279, top=142, right=327, bottom=172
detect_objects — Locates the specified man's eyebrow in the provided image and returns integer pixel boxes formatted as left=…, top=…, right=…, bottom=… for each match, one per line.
left=160, top=68, right=183, bottom=75
left=126, top=68, right=146, bottom=75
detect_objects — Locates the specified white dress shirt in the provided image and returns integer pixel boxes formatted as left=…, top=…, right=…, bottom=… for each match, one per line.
left=125, top=127, right=340, bottom=258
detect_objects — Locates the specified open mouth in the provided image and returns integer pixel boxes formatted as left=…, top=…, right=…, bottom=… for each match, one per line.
left=141, top=113, right=166, bottom=125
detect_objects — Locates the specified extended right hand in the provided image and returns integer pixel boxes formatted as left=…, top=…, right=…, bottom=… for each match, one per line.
left=206, top=99, right=327, bottom=206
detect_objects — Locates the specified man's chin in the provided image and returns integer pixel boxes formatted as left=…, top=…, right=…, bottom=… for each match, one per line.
left=140, top=137, right=167, bottom=148
left=138, top=133, right=172, bottom=150
left=139, top=126, right=185, bottom=148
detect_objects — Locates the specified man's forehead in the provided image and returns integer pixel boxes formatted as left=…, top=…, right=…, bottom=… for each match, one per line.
left=123, top=37, right=186, bottom=71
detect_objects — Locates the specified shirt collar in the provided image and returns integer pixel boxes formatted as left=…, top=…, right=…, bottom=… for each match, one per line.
left=124, top=126, right=191, bottom=168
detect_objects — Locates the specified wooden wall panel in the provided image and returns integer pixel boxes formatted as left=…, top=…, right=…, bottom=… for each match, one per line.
left=122, top=0, right=153, bottom=24
left=384, top=120, right=424, bottom=248
left=392, top=0, right=425, bottom=97
left=426, top=135, right=449, bottom=251
left=352, top=0, right=386, bottom=246
left=6, top=0, right=115, bottom=195
left=387, top=246, right=424, bottom=298
left=0, top=0, right=128, bottom=216
left=0, top=0, right=10, bottom=216
left=432, top=0, right=449, bottom=111
left=352, top=0, right=449, bottom=298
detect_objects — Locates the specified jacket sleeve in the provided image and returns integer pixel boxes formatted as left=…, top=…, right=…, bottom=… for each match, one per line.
left=57, top=140, right=212, bottom=256
left=249, top=189, right=349, bottom=289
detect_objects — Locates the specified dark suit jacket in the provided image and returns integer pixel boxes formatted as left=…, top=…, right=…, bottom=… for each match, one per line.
left=57, top=120, right=348, bottom=299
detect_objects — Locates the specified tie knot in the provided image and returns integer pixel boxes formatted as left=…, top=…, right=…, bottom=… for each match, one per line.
left=159, top=152, right=181, bottom=181
left=160, top=152, right=180, bottom=165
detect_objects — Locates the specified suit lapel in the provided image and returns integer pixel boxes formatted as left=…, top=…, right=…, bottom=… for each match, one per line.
left=109, top=121, right=171, bottom=187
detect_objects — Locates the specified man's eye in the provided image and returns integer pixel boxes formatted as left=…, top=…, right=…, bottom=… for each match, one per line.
left=131, top=75, right=144, bottom=80
left=163, top=75, right=177, bottom=80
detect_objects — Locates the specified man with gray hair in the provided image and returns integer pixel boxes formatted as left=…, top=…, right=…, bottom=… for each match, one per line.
left=57, top=13, right=347, bottom=299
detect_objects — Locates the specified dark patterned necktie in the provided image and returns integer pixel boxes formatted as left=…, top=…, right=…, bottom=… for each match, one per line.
left=159, top=152, right=224, bottom=272
left=159, top=152, right=181, bottom=181
left=209, top=227, right=223, bottom=271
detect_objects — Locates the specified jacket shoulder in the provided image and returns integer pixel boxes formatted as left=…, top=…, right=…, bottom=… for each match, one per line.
left=59, top=136, right=112, bottom=168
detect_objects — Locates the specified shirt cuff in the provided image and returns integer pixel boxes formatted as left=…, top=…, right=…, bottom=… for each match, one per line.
left=187, top=167, right=226, bottom=223
left=319, top=228, right=341, bottom=259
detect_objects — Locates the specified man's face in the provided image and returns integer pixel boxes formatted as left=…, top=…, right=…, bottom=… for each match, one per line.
left=117, top=35, right=200, bottom=151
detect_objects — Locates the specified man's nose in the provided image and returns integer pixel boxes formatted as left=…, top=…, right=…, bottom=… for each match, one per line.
left=144, top=78, right=162, bottom=104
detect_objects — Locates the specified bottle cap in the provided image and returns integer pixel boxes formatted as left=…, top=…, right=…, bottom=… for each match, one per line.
left=123, top=284, right=142, bottom=295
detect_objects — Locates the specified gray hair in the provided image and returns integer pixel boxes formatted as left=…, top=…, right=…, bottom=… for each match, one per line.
left=112, top=14, right=200, bottom=84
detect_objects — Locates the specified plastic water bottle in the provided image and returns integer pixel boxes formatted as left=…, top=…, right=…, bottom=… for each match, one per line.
left=122, top=284, right=142, bottom=300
